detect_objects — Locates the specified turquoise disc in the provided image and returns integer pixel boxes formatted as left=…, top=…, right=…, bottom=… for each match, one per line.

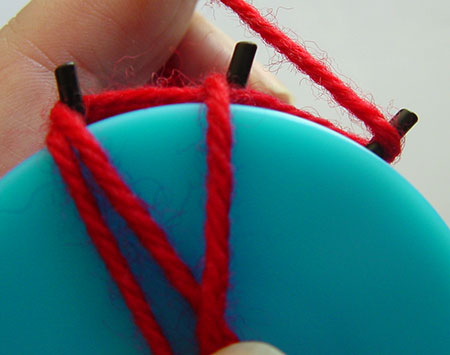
left=1, top=104, right=450, bottom=354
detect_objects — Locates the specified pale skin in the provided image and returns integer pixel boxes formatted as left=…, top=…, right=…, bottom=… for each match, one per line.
left=0, top=0, right=292, bottom=177
left=0, top=0, right=289, bottom=352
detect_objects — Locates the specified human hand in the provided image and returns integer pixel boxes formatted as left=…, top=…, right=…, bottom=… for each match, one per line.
left=0, top=0, right=291, bottom=176
left=214, top=342, right=284, bottom=355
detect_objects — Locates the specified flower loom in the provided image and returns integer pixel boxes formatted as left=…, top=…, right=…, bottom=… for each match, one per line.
left=1, top=1, right=450, bottom=354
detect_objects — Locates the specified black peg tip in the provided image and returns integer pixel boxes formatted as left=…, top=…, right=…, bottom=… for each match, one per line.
left=390, top=109, right=418, bottom=138
left=366, top=109, right=418, bottom=159
left=226, top=41, right=257, bottom=87
left=55, top=62, right=85, bottom=115
left=365, top=141, right=385, bottom=158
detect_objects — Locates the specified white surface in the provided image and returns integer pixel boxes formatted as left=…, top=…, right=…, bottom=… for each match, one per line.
left=1, top=0, right=449, bottom=224
left=0, top=0, right=28, bottom=25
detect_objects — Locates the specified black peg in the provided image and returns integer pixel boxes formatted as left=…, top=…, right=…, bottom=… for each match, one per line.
left=55, top=62, right=85, bottom=115
left=226, top=41, right=257, bottom=87
left=366, top=109, right=418, bottom=159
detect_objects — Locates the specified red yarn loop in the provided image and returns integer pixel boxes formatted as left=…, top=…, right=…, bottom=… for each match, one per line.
left=219, top=0, right=401, bottom=162
left=48, top=75, right=239, bottom=355
left=47, top=1, right=404, bottom=353
left=81, top=85, right=400, bottom=162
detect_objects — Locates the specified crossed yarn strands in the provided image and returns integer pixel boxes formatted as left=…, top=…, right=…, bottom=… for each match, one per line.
left=46, top=1, right=402, bottom=354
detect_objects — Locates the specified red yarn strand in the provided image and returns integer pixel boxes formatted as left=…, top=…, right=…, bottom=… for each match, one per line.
left=219, top=0, right=401, bottom=162
left=46, top=129, right=173, bottom=355
left=84, top=86, right=203, bottom=124
left=196, top=76, right=239, bottom=354
left=230, top=88, right=367, bottom=146
left=50, top=103, right=201, bottom=310
left=83, top=87, right=368, bottom=149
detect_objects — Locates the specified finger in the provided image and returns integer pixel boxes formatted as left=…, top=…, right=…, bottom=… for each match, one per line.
left=213, top=342, right=285, bottom=355
left=0, top=0, right=197, bottom=176
left=171, top=13, right=294, bottom=104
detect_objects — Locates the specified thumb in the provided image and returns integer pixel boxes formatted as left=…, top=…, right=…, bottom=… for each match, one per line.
left=213, top=342, right=285, bottom=355
left=1, top=0, right=197, bottom=88
left=0, top=0, right=196, bottom=175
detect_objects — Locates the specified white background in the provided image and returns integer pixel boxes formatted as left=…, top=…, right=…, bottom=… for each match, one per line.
left=1, top=0, right=449, bottom=224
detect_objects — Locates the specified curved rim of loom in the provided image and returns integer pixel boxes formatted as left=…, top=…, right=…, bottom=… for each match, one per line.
left=0, top=103, right=439, bottom=225
left=0, top=103, right=442, bottom=226
left=3, top=103, right=384, bottom=184
left=1, top=103, right=450, bottom=354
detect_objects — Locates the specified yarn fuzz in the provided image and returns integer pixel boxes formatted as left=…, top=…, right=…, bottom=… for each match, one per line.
left=46, top=0, right=403, bottom=354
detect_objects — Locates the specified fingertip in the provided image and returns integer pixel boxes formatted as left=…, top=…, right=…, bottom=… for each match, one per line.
left=213, top=342, right=285, bottom=355
left=248, top=62, right=295, bottom=105
left=178, top=13, right=294, bottom=104
left=0, top=0, right=198, bottom=176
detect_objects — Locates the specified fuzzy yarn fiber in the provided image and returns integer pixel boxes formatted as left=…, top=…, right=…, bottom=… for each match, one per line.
left=46, top=0, right=402, bottom=354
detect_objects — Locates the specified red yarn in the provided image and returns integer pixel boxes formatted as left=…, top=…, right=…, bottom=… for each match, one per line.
left=46, top=127, right=172, bottom=354
left=219, top=0, right=401, bottom=162
left=48, top=76, right=240, bottom=354
left=46, top=1, right=405, bottom=353
left=83, top=87, right=366, bottom=146
left=49, top=103, right=200, bottom=309
left=196, top=75, right=238, bottom=354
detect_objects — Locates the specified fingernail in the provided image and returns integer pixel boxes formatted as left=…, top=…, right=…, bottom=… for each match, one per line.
left=213, top=341, right=285, bottom=355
